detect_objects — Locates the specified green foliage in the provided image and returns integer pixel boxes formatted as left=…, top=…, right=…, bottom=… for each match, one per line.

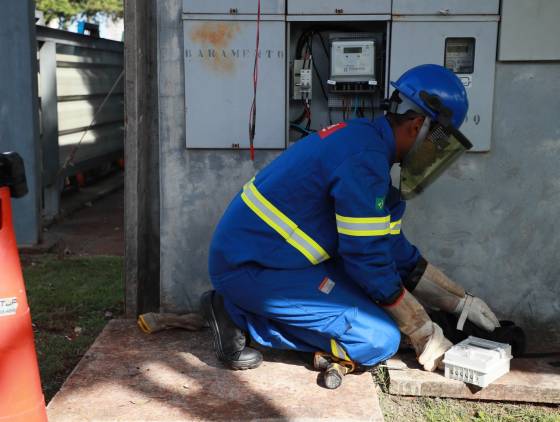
left=24, top=255, right=123, bottom=401
left=36, top=0, right=123, bottom=27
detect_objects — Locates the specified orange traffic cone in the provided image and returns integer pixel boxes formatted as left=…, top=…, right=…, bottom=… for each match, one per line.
left=0, top=185, right=47, bottom=420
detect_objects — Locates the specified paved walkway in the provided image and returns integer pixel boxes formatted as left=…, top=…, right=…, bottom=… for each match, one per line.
left=42, top=182, right=123, bottom=256
left=47, top=320, right=385, bottom=422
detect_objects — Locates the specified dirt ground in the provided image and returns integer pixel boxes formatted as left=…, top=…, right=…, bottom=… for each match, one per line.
left=42, top=188, right=124, bottom=256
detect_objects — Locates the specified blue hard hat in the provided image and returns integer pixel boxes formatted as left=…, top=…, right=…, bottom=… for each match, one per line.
left=391, top=64, right=469, bottom=129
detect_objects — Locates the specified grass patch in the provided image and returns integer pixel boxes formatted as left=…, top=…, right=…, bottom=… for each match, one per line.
left=23, top=255, right=124, bottom=402
left=378, top=391, right=560, bottom=422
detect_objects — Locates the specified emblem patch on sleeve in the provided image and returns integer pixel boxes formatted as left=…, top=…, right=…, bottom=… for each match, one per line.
left=318, top=122, right=347, bottom=139
left=375, top=196, right=385, bottom=211
left=318, top=277, right=336, bottom=294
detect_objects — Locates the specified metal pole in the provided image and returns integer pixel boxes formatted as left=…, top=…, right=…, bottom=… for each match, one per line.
left=0, top=0, right=41, bottom=245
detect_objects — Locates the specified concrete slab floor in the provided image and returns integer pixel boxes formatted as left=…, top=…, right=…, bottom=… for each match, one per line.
left=387, top=352, right=560, bottom=404
left=47, top=320, right=384, bottom=422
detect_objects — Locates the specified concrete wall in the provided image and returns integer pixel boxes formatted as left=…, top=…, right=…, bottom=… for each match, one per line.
left=156, top=2, right=560, bottom=343
left=157, top=1, right=279, bottom=312
left=405, top=62, right=560, bottom=345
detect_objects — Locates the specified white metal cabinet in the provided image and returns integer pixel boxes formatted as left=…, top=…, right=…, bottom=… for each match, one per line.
left=499, top=0, right=560, bottom=61
left=392, top=0, right=499, bottom=15
left=183, top=18, right=286, bottom=149
left=183, top=0, right=285, bottom=15
left=390, top=19, right=498, bottom=151
left=288, top=0, right=391, bottom=15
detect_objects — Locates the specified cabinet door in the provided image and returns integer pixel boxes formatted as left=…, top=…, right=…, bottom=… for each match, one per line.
left=288, top=0, right=391, bottom=15
left=183, top=0, right=285, bottom=15
left=390, top=21, right=498, bottom=151
left=184, top=19, right=286, bottom=149
left=392, top=0, right=499, bottom=15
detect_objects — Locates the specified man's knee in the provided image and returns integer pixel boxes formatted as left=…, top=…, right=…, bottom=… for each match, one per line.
left=351, top=320, right=401, bottom=366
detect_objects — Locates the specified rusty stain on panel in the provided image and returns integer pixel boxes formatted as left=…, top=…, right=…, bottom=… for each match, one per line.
left=189, top=22, right=241, bottom=73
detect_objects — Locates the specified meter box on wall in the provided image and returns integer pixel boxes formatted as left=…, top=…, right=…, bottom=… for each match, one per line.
left=183, top=0, right=285, bottom=15
left=183, top=18, right=286, bottom=149
left=390, top=18, right=498, bottom=151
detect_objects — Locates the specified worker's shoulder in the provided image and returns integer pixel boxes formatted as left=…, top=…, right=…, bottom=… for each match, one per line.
left=319, top=119, right=390, bottom=165
left=323, top=119, right=390, bottom=153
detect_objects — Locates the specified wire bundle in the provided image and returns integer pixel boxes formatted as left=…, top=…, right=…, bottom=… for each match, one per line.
left=248, top=0, right=261, bottom=161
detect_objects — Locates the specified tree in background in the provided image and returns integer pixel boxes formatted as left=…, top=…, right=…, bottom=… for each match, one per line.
left=36, top=0, right=123, bottom=28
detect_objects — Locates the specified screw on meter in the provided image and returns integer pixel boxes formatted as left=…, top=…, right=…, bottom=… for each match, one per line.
left=444, top=38, right=475, bottom=74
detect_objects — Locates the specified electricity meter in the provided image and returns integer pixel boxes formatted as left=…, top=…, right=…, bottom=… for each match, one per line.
left=444, top=38, right=475, bottom=74
left=330, top=40, right=376, bottom=83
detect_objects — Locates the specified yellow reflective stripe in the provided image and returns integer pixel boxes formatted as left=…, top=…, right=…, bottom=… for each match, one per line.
left=330, top=339, right=350, bottom=362
left=390, top=219, right=402, bottom=235
left=247, top=183, right=297, bottom=232
left=337, top=227, right=391, bottom=236
left=335, top=214, right=390, bottom=224
left=241, top=181, right=330, bottom=265
left=336, top=213, right=391, bottom=237
left=241, top=191, right=290, bottom=238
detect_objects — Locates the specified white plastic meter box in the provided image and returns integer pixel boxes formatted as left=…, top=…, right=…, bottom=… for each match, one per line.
left=443, top=336, right=512, bottom=388
left=182, top=0, right=499, bottom=151
left=330, top=39, right=376, bottom=84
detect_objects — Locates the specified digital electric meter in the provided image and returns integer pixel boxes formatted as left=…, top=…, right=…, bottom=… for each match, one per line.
left=330, top=40, right=376, bottom=82
left=445, top=38, right=475, bottom=74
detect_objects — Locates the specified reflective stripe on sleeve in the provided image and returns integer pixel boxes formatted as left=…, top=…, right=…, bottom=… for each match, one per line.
left=390, top=219, right=402, bottom=235
left=335, top=214, right=391, bottom=236
left=241, top=180, right=330, bottom=265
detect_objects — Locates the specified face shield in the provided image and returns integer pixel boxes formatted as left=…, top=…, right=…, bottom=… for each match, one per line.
left=399, top=91, right=473, bottom=200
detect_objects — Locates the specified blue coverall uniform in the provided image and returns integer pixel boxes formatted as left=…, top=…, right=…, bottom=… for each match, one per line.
left=208, top=116, right=421, bottom=366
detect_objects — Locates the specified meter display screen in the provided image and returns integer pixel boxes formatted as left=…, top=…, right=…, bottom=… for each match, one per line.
left=444, top=38, right=475, bottom=74
left=344, top=47, right=362, bottom=54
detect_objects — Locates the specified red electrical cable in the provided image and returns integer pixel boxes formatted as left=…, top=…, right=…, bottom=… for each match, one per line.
left=248, top=0, right=261, bottom=161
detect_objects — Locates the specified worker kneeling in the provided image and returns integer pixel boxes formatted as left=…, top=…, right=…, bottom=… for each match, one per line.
left=201, top=64, right=500, bottom=380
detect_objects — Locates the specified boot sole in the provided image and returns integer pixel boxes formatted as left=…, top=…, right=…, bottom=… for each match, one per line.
left=200, top=291, right=262, bottom=371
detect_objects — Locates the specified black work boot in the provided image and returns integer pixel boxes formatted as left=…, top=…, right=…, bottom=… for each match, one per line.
left=200, top=290, right=263, bottom=370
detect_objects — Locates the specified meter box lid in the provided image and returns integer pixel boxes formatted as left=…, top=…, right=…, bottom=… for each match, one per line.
left=392, top=0, right=499, bottom=15
left=183, top=0, right=285, bottom=15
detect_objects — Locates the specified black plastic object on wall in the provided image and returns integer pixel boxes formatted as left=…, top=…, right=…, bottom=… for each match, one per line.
left=429, top=310, right=527, bottom=357
left=0, top=152, right=28, bottom=198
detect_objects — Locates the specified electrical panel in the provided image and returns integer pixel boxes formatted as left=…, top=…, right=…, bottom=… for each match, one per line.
left=183, top=18, right=286, bottom=149
left=287, top=23, right=387, bottom=143
left=180, top=2, right=500, bottom=151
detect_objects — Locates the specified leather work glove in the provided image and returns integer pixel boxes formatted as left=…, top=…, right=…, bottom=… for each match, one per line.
left=412, top=263, right=500, bottom=332
left=137, top=312, right=206, bottom=334
left=383, top=289, right=452, bottom=371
